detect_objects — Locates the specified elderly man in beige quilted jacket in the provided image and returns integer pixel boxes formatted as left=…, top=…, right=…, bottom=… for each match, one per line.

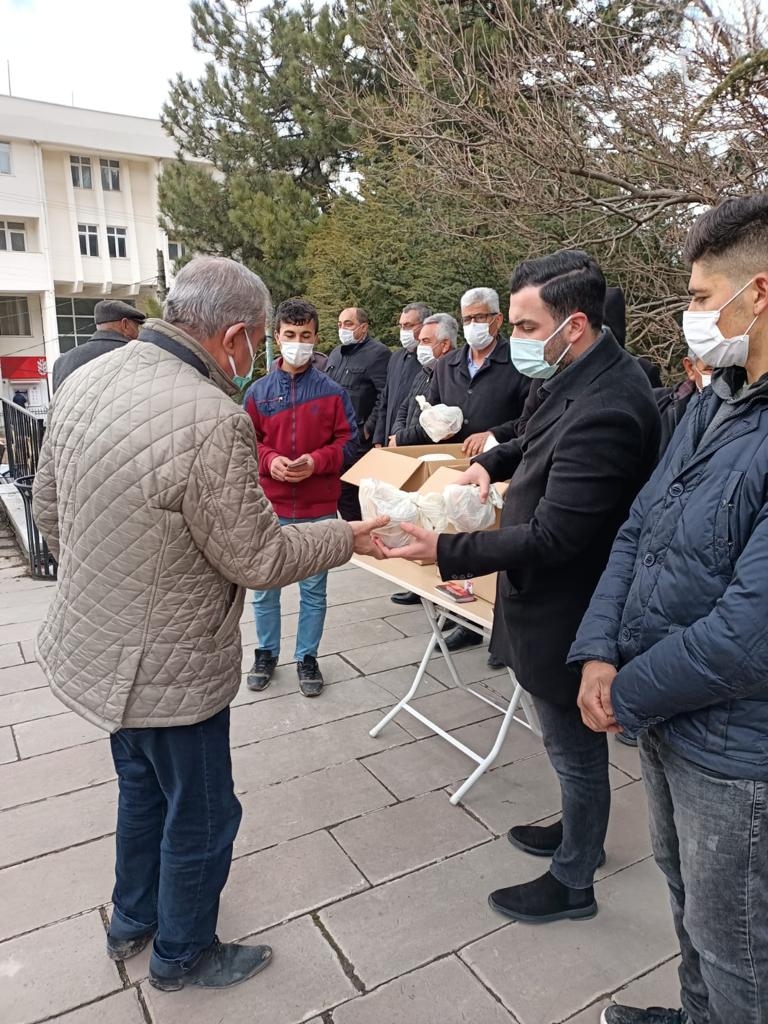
left=32, top=257, right=386, bottom=994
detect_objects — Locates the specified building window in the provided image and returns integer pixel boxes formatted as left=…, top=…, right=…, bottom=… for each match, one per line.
left=70, top=155, right=92, bottom=189
left=106, top=226, right=127, bottom=258
left=100, top=158, right=120, bottom=191
left=0, top=142, right=10, bottom=175
left=168, top=241, right=186, bottom=263
left=0, top=221, right=26, bottom=252
left=0, top=296, right=31, bottom=336
left=55, top=297, right=99, bottom=352
left=78, top=223, right=99, bottom=257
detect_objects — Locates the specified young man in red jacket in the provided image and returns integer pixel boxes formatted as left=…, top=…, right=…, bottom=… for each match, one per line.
left=243, top=299, right=358, bottom=696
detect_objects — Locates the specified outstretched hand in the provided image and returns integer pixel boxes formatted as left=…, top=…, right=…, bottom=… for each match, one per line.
left=350, top=516, right=390, bottom=559
left=373, top=522, right=439, bottom=562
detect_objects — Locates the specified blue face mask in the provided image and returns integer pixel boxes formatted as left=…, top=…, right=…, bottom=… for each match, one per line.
left=228, top=330, right=256, bottom=389
left=509, top=316, right=573, bottom=379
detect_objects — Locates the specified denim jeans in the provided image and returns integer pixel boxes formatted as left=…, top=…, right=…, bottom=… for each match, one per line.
left=252, top=514, right=334, bottom=661
left=640, top=729, right=768, bottom=1024
left=532, top=695, right=610, bottom=889
left=108, top=707, right=242, bottom=975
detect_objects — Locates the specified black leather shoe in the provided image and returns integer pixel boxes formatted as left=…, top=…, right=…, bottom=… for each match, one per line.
left=390, top=591, right=421, bottom=606
left=489, top=870, right=597, bottom=923
left=247, top=649, right=278, bottom=692
left=487, top=652, right=505, bottom=669
left=507, top=820, right=606, bottom=867
left=149, top=937, right=273, bottom=991
left=601, top=1007, right=685, bottom=1024
left=297, top=655, right=324, bottom=697
left=444, top=625, right=483, bottom=652
left=106, top=928, right=154, bottom=961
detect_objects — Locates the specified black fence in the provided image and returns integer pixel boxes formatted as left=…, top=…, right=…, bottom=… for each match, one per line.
left=0, top=399, right=57, bottom=579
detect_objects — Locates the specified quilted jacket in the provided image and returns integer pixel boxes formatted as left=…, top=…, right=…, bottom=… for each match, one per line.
left=32, top=319, right=354, bottom=732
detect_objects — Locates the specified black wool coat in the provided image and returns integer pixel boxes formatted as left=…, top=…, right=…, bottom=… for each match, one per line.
left=52, top=330, right=128, bottom=394
left=436, top=330, right=661, bottom=705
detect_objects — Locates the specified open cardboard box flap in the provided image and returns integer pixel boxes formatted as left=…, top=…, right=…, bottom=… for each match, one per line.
left=341, top=443, right=469, bottom=490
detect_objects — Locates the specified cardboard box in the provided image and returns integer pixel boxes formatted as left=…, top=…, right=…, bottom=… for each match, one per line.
left=341, top=444, right=469, bottom=490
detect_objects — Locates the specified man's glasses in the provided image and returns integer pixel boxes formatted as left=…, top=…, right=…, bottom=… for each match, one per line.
left=461, top=313, right=496, bottom=325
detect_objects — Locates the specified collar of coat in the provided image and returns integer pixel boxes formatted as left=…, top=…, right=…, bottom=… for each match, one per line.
left=90, top=328, right=129, bottom=345
left=140, top=318, right=240, bottom=397
left=537, top=328, right=622, bottom=400
left=712, top=365, right=768, bottom=405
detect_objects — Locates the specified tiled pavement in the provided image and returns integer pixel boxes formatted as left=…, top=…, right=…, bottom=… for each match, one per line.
left=0, top=551, right=682, bottom=1024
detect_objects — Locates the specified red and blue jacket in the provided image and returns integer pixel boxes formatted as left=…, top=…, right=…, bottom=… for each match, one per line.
left=244, top=361, right=359, bottom=519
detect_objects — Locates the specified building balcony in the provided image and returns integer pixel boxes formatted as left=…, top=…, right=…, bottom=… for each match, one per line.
left=0, top=252, right=51, bottom=294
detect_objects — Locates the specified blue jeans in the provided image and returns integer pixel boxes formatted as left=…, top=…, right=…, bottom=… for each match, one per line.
left=251, top=514, right=333, bottom=661
left=640, top=729, right=768, bottom=1024
left=108, top=707, right=242, bottom=976
left=532, top=695, right=610, bottom=889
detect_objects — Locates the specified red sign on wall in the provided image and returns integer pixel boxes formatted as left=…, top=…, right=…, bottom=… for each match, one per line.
left=0, top=356, right=48, bottom=380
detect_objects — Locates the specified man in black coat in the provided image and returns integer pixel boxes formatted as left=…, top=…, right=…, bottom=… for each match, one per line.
left=326, top=307, right=391, bottom=519
left=52, top=300, right=146, bottom=393
left=373, top=302, right=432, bottom=448
left=377, top=250, right=660, bottom=924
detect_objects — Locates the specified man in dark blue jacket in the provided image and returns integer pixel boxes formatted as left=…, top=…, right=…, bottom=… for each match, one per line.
left=571, top=194, right=768, bottom=1024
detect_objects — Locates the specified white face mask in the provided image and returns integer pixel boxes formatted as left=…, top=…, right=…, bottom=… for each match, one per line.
left=682, top=280, right=757, bottom=368
left=416, top=343, right=437, bottom=369
left=698, top=372, right=712, bottom=391
left=400, top=328, right=417, bottom=350
left=227, top=329, right=255, bottom=387
left=280, top=341, right=314, bottom=368
left=509, top=316, right=573, bottom=380
left=463, top=320, right=495, bottom=350
left=338, top=327, right=357, bottom=347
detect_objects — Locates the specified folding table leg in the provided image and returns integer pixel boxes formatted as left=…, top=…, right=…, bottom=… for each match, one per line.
left=368, top=612, right=443, bottom=738
left=449, top=682, right=525, bottom=805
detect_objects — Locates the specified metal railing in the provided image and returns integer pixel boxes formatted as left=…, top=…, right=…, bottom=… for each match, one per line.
left=1, top=399, right=46, bottom=479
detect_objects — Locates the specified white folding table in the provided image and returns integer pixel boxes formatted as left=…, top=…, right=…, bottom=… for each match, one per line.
left=351, top=555, right=541, bottom=804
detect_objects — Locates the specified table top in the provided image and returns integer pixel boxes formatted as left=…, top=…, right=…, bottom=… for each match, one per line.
left=351, top=554, right=494, bottom=630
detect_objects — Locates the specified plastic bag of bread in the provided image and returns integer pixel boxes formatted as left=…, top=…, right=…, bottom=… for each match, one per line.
left=443, top=483, right=503, bottom=532
left=415, top=395, right=464, bottom=443
left=359, top=478, right=421, bottom=548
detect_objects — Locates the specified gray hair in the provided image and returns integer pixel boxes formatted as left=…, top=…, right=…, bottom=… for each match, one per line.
left=460, top=287, right=500, bottom=313
left=402, top=301, right=433, bottom=323
left=164, top=256, right=272, bottom=340
left=423, top=312, right=458, bottom=348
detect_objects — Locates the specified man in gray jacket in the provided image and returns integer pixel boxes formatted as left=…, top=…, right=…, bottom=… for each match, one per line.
left=33, top=257, right=384, bottom=994
left=51, top=299, right=146, bottom=393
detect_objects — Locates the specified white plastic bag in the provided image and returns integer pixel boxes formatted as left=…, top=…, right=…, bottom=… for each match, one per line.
left=443, top=483, right=503, bottom=532
left=359, top=478, right=421, bottom=548
left=415, top=395, right=464, bottom=443
left=414, top=490, right=448, bottom=532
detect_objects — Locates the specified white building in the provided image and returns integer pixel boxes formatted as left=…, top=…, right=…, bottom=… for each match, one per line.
left=0, top=95, right=186, bottom=410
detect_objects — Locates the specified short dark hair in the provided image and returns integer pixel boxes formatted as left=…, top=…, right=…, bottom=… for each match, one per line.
left=274, top=297, right=319, bottom=335
left=683, top=195, right=768, bottom=277
left=402, top=302, right=433, bottom=322
left=509, top=249, right=607, bottom=330
left=355, top=307, right=370, bottom=326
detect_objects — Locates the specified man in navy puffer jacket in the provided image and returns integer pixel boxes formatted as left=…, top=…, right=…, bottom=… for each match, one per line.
left=570, top=194, right=768, bottom=1024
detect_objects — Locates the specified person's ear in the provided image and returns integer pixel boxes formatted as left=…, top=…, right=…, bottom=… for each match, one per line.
left=682, top=356, right=696, bottom=381
left=221, top=322, right=247, bottom=354
left=753, top=272, right=768, bottom=316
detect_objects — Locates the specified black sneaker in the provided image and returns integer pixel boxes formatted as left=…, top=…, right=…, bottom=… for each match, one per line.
left=149, top=937, right=273, bottom=991
left=508, top=819, right=607, bottom=867
left=601, top=1008, right=685, bottom=1023
left=297, top=655, right=324, bottom=697
left=489, top=869, right=597, bottom=923
left=106, top=927, right=154, bottom=961
left=247, top=649, right=278, bottom=692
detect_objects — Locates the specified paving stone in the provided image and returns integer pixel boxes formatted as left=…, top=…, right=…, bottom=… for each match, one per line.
left=125, top=831, right=367, bottom=984
left=233, top=654, right=360, bottom=703
left=231, top=710, right=411, bottom=792
left=343, top=634, right=446, bottom=675
left=333, top=954, right=515, bottom=1024
left=319, top=838, right=529, bottom=988
left=597, top=781, right=653, bottom=880
left=0, top=686, right=64, bottom=728
left=431, top=647, right=508, bottom=688
left=0, top=586, right=51, bottom=610
left=0, top=835, right=114, bottom=942
left=234, top=761, right=394, bottom=858
left=0, top=739, right=114, bottom=811
left=47, top=990, right=145, bottom=1024
left=362, top=717, right=542, bottom=801
left=382, top=608, right=433, bottom=636
left=0, top=600, right=51, bottom=626
left=240, top=618, right=406, bottom=662
left=0, top=661, right=47, bottom=696
left=142, top=916, right=357, bottom=1024
left=608, top=734, right=643, bottom=781
left=363, top=666, right=445, bottom=699
left=0, top=725, right=16, bottom=764
left=332, top=790, right=492, bottom=884
left=460, top=858, right=678, bottom=1024
left=229, top=677, right=393, bottom=748
left=611, top=956, right=681, bottom=1008
left=451, top=754, right=633, bottom=835
left=326, top=567, right=397, bottom=602
left=0, top=911, right=121, bottom=1024
left=392, top=685, right=502, bottom=740
left=0, top=781, right=116, bottom=868
left=0, top=619, right=39, bottom=644
left=20, top=639, right=37, bottom=663
left=13, top=711, right=109, bottom=758
left=564, top=1002, right=611, bottom=1023
left=0, top=642, right=24, bottom=669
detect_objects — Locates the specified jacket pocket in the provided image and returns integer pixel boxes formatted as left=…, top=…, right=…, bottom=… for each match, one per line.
left=212, top=585, right=245, bottom=644
left=713, top=471, right=742, bottom=575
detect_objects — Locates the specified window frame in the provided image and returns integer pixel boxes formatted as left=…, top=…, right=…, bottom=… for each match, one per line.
left=167, top=240, right=186, bottom=263
left=0, top=296, right=32, bottom=337
left=0, top=220, right=26, bottom=253
left=106, top=226, right=127, bottom=259
left=100, top=158, right=121, bottom=192
left=0, top=141, right=11, bottom=175
left=70, top=154, right=93, bottom=189
left=77, top=223, right=99, bottom=258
